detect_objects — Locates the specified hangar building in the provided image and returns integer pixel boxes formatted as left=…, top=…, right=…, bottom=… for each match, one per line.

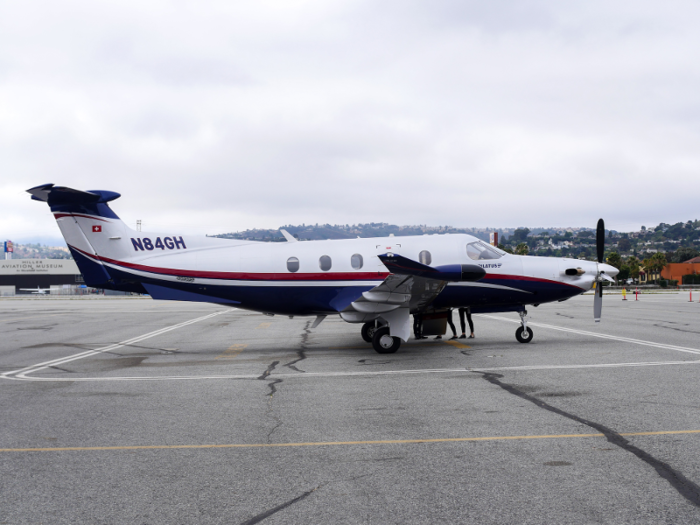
left=0, top=259, right=83, bottom=295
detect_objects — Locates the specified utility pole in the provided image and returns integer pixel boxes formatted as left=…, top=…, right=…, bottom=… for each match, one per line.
left=137, top=220, right=142, bottom=232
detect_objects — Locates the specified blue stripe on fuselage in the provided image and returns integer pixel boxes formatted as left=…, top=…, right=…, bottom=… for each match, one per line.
left=432, top=278, right=582, bottom=309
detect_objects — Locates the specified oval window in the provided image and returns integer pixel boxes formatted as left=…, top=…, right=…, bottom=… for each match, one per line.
left=319, top=255, right=332, bottom=271
left=351, top=253, right=363, bottom=270
left=287, top=257, right=300, bottom=272
left=419, top=250, right=432, bottom=265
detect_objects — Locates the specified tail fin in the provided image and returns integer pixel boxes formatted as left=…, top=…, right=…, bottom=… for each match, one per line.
left=28, top=184, right=145, bottom=293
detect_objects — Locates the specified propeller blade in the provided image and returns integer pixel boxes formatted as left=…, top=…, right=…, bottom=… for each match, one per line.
left=596, top=218, right=605, bottom=264
left=594, top=283, right=603, bottom=322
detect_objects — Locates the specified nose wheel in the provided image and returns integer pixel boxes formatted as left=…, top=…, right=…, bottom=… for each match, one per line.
left=516, top=310, right=533, bottom=343
left=516, top=326, right=533, bottom=343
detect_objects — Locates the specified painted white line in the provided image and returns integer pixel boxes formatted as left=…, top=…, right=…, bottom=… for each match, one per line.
left=7, top=359, right=700, bottom=382
left=1, top=310, right=230, bottom=381
left=482, top=315, right=700, bottom=355
left=7, top=309, right=700, bottom=383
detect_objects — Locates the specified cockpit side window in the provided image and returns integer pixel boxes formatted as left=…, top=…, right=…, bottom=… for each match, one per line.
left=466, top=241, right=504, bottom=261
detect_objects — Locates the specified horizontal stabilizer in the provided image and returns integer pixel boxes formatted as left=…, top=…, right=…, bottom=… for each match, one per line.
left=27, top=184, right=121, bottom=205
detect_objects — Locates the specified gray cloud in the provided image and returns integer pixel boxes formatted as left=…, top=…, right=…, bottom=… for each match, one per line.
left=2, top=0, right=700, bottom=241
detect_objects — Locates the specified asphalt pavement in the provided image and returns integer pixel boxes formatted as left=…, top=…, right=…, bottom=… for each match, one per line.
left=1, top=292, right=700, bottom=524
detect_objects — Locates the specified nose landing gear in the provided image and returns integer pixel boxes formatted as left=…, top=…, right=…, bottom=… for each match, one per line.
left=516, top=310, right=533, bottom=343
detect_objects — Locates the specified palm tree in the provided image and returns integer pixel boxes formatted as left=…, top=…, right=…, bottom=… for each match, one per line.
left=515, top=243, right=529, bottom=255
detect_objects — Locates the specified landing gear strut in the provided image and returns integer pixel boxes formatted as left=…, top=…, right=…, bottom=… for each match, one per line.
left=361, top=321, right=377, bottom=343
left=516, top=310, right=533, bottom=343
left=372, top=327, right=401, bottom=354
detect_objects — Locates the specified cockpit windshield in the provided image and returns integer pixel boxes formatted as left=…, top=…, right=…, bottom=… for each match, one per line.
left=466, top=241, right=505, bottom=261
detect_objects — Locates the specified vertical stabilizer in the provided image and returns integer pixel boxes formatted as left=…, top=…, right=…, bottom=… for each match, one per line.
left=27, top=184, right=136, bottom=290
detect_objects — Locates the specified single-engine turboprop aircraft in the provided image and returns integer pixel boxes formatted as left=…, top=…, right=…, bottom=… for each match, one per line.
left=28, top=184, right=619, bottom=354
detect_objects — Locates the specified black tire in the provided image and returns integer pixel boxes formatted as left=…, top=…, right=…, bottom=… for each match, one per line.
left=361, top=321, right=376, bottom=343
left=372, top=327, right=401, bottom=354
left=516, top=326, right=533, bottom=343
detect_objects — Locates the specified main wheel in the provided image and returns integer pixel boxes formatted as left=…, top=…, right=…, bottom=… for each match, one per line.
left=372, top=327, right=401, bottom=354
left=515, top=326, right=533, bottom=343
left=361, top=321, right=377, bottom=343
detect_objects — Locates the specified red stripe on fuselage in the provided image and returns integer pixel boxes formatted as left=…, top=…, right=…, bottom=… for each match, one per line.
left=70, top=245, right=581, bottom=289
left=70, top=246, right=388, bottom=282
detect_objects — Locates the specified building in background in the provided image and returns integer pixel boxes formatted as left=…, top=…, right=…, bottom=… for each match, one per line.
left=0, top=259, right=83, bottom=296
left=660, top=257, right=700, bottom=284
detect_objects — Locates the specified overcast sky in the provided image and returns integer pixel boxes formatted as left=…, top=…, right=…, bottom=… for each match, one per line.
left=2, top=0, right=699, bottom=243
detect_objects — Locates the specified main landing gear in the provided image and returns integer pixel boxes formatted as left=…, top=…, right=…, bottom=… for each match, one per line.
left=361, top=321, right=377, bottom=343
left=361, top=321, right=401, bottom=354
left=516, top=310, right=533, bottom=343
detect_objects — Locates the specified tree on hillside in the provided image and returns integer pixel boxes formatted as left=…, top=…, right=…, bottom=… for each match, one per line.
left=606, top=252, right=622, bottom=269
left=510, top=228, right=530, bottom=244
left=618, top=238, right=631, bottom=252
left=673, top=246, right=699, bottom=263
left=515, top=243, right=529, bottom=255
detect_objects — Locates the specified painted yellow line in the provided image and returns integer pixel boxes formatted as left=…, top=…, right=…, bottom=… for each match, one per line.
left=445, top=340, right=471, bottom=349
left=3, top=430, right=700, bottom=453
left=215, top=343, right=248, bottom=360
left=256, top=323, right=271, bottom=329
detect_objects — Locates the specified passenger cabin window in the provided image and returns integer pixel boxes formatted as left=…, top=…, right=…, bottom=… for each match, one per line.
left=419, top=250, right=432, bottom=265
left=466, top=241, right=504, bottom=261
left=351, top=253, right=363, bottom=270
left=319, top=255, right=332, bottom=271
left=287, top=257, right=300, bottom=272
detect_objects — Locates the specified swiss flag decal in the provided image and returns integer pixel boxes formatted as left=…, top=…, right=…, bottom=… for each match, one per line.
left=92, top=225, right=102, bottom=233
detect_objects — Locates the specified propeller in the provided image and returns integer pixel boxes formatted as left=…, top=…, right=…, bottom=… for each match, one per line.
left=594, top=218, right=605, bottom=323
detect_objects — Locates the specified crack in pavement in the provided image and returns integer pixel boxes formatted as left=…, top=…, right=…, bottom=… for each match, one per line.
left=258, top=361, right=278, bottom=381
left=284, top=320, right=311, bottom=373
left=259, top=322, right=313, bottom=447
left=239, top=471, right=376, bottom=524
left=652, top=323, right=700, bottom=335
left=358, top=359, right=392, bottom=365
left=477, top=371, right=700, bottom=508
left=48, top=366, right=74, bottom=373
left=258, top=362, right=281, bottom=398
left=258, top=361, right=283, bottom=443
left=265, top=378, right=282, bottom=398
left=240, top=484, right=322, bottom=525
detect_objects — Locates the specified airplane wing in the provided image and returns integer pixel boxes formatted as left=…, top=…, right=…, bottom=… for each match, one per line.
left=340, top=253, right=483, bottom=341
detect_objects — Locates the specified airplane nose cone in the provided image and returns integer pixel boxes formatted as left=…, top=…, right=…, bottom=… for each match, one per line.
left=601, top=263, right=619, bottom=277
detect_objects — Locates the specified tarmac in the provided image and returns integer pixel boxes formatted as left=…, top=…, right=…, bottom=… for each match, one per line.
left=2, top=292, right=700, bottom=524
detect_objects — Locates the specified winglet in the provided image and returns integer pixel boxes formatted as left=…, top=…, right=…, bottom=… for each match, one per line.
left=280, top=229, right=298, bottom=242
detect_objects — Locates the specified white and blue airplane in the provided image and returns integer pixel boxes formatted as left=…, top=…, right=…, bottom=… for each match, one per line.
left=28, top=184, right=618, bottom=353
